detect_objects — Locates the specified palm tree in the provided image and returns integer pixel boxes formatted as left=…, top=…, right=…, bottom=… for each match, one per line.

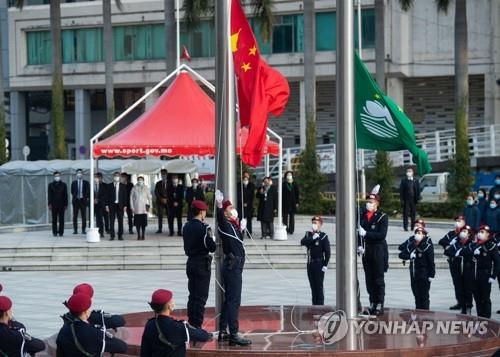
left=164, top=0, right=176, bottom=75
left=398, top=0, right=472, bottom=205
left=303, top=0, right=315, bottom=132
left=0, top=28, right=6, bottom=163
left=16, top=0, right=66, bottom=159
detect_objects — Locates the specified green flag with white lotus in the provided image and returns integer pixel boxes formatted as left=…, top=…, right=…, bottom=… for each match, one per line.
left=355, top=53, right=432, bottom=175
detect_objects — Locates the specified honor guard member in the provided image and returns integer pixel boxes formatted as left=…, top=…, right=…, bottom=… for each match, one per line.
left=71, top=283, right=125, bottom=330
left=456, top=225, right=500, bottom=318
left=357, top=187, right=389, bottom=316
left=71, top=169, right=90, bottom=235
left=398, top=227, right=435, bottom=310
left=445, top=225, right=474, bottom=314
left=438, top=215, right=465, bottom=310
left=183, top=200, right=216, bottom=328
left=0, top=285, right=45, bottom=356
left=186, top=179, right=206, bottom=221
left=214, top=190, right=252, bottom=346
left=141, top=289, right=212, bottom=357
left=300, top=216, right=330, bottom=305
left=56, top=293, right=128, bottom=356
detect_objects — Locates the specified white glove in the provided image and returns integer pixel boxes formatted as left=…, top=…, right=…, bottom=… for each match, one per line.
left=474, top=247, right=481, bottom=256
left=322, top=266, right=328, bottom=273
left=358, top=226, right=366, bottom=237
left=410, top=250, right=417, bottom=259
left=455, top=248, right=462, bottom=257
left=313, top=233, right=320, bottom=240
left=488, top=277, right=496, bottom=284
left=215, top=190, right=224, bottom=207
left=240, top=218, right=247, bottom=232
left=428, top=277, right=433, bottom=282
left=357, top=246, right=365, bottom=255
left=449, top=238, right=457, bottom=246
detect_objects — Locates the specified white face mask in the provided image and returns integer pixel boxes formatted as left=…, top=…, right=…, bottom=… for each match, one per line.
left=161, top=175, right=167, bottom=181
left=366, top=202, right=375, bottom=212
left=54, top=176, right=61, bottom=182
left=466, top=199, right=474, bottom=206
left=94, top=178, right=100, bottom=184
left=490, top=203, right=498, bottom=209
left=494, top=194, right=500, bottom=200
left=455, top=221, right=465, bottom=229
left=114, top=176, right=120, bottom=183
left=138, top=180, right=144, bottom=186
left=459, top=231, right=468, bottom=239
left=477, top=192, right=484, bottom=199
left=192, top=183, right=198, bottom=189
left=286, top=175, right=293, bottom=182
left=230, top=209, right=238, bottom=219
left=414, top=233, right=424, bottom=242
left=312, top=223, right=319, bottom=232
left=406, top=171, right=413, bottom=178
left=477, top=232, right=487, bottom=241
left=243, top=179, right=249, bottom=185
left=172, top=179, right=178, bottom=185
left=76, top=173, right=82, bottom=179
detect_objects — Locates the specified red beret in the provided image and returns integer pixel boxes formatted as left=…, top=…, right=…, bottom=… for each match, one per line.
left=311, top=216, right=323, bottom=224
left=191, top=200, right=208, bottom=211
left=66, top=293, right=92, bottom=314
left=0, top=296, right=12, bottom=312
left=366, top=193, right=380, bottom=201
left=454, top=215, right=465, bottom=221
left=414, top=227, right=427, bottom=235
left=460, top=225, right=472, bottom=233
left=222, top=200, right=232, bottom=210
left=73, top=283, right=94, bottom=298
left=478, top=225, right=491, bottom=233
left=415, top=219, right=426, bottom=227
left=151, top=289, right=173, bottom=305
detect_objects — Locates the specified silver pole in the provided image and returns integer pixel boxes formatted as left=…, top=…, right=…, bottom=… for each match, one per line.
left=90, top=141, right=95, bottom=228
left=357, top=0, right=366, bottom=197
left=336, top=0, right=357, bottom=326
left=215, top=0, right=236, bottom=326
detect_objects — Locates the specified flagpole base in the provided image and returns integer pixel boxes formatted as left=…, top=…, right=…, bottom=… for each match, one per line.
left=273, top=225, right=287, bottom=241
left=86, top=228, right=100, bottom=243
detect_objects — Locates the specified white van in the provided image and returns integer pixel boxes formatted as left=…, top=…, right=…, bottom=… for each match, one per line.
left=419, top=172, right=450, bottom=202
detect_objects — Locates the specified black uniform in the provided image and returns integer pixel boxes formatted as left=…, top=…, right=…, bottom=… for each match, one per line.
left=282, top=181, right=300, bottom=234
left=256, top=185, right=278, bottom=238
left=168, top=184, right=184, bottom=236
left=140, top=315, right=211, bottom=357
left=237, top=181, right=255, bottom=234
left=154, top=179, right=169, bottom=233
left=445, top=239, right=474, bottom=314
left=457, top=239, right=500, bottom=318
left=185, top=187, right=205, bottom=220
left=183, top=218, right=216, bottom=327
left=0, top=320, right=45, bottom=357
left=399, top=177, right=420, bottom=231
left=107, top=181, right=128, bottom=240
left=438, top=230, right=461, bottom=306
left=301, top=230, right=331, bottom=305
left=93, top=181, right=108, bottom=237
left=398, top=236, right=435, bottom=310
left=62, top=310, right=125, bottom=330
left=125, top=181, right=135, bottom=233
left=71, top=178, right=90, bottom=234
left=56, top=314, right=127, bottom=357
left=48, top=179, right=68, bottom=236
left=216, top=207, right=245, bottom=335
left=358, top=209, right=389, bottom=308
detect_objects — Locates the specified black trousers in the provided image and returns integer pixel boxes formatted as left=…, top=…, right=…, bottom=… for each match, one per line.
left=168, top=205, right=183, bottom=234
left=450, top=259, right=474, bottom=312
left=186, top=256, right=212, bottom=328
left=261, top=220, right=274, bottom=238
left=51, top=207, right=65, bottom=236
left=157, top=201, right=168, bottom=231
left=307, top=261, right=325, bottom=305
left=362, top=244, right=386, bottom=305
left=103, top=210, right=110, bottom=232
left=219, top=256, right=244, bottom=335
left=402, top=200, right=416, bottom=231
left=473, top=269, right=493, bottom=318
left=410, top=277, right=431, bottom=310
left=72, top=199, right=86, bottom=232
left=94, top=204, right=104, bottom=235
left=109, top=204, right=124, bottom=239
left=126, top=207, right=133, bottom=232
left=282, top=212, right=295, bottom=234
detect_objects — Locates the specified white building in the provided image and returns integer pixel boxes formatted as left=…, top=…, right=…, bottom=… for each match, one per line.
left=4, top=0, right=500, bottom=160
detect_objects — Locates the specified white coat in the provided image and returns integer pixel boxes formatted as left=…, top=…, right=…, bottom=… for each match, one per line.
left=130, top=184, right=152, bottom=215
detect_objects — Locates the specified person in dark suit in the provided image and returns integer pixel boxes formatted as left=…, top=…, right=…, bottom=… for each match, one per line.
left=256, top=177, right=278, bottom=239
left=71, top=169, right=90, bottom=235
left=399, top=166, right=421, bottom=231
left=464, top=193, right=481, bottom=231
left=167, top=175, right=184, bottom=236
left=106, top=172, right=128, bottom=241
left=122, top=172, right=135, bottom=234
left=48, top=171, right=68, bottom=237
left=154, top=169, right=169, bottom=234
left=93, top=173, right=108, bottom=238
left=282, top=171, right=300, bottom=235
left=237, top=172, right=255, bottom=235
left=185, top=178, right=205, bottom=220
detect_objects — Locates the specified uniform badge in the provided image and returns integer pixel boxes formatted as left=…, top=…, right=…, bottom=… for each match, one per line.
left=371, top=225, right=376, bottom=229
left=418, top=253, right=422, bottom=258
left=483, top=252, right=487, bottom=256
left=315, top=241, right=319, bottom=246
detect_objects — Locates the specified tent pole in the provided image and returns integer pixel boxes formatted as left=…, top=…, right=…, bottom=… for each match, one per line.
left=266, top=128, right=286, bottom=240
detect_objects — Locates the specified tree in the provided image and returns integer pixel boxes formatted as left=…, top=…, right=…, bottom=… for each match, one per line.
left=0, top=25, right=7, bottom=164
left=370, top=151, right=395, bottom=209
left=164, top=0, right=176, bottom=76
left=303, top=0, right=315, bottom=149
left=399, top=0, right=472, bottom=208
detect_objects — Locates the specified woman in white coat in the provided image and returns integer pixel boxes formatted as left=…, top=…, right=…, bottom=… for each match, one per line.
left=130, top=176, right=152, bottom=240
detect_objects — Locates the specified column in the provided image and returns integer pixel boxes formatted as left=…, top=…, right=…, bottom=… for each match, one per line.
left=74, top=89, right=91, bottom=160
left=144, top=86, right=160, bottom=111
left=387, top=77, right=405, bottom=107
left=9, top=91, right=26, bottom=161
left=299, top=81, right=306, bottom=149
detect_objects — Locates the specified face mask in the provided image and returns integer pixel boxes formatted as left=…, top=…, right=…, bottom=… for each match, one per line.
left=312, top=223, right=319, bottom=231
left=138, top=180, right=144, bottom=186
left=243, top=179, right=249, bottom=185
left=172, top=179, right=178, bottom=185
left=414, top=233, right=424, bottom=242
left=94, top=178, right=100, bottom=184
left=495, top=179, right=500, bottom=185
left=162, top=175, right=167, bottom=180
left=120, top=177, right=126, bottom=184
left=114, top=176, right=120, bottom=183
left=494, top=194, right=500, bottom=200
left=490, top=203, right=497, bottom=209
left=477, top=193, right=484, bottom=199
left=268, top=181, right=273, bottom=186
left=76, top=173, right=82, bottom=179
left=54, top=176, right=61, bottom=182
left=366, top=202, right=375, bottom=212
left=466, top=199, right=474, bottom=206
left=459, top=231, right=468, bottom=239
left=477, top=232, right=487, bottom=241
left=230, top=209, right=238, bottom=219
left=406, top=171, right=413, bottom=178
left=286, top=175, right=293, bottom=182
left=455, top=221, right=465, bottom=229
left=192, top=183, right=198, bottom=189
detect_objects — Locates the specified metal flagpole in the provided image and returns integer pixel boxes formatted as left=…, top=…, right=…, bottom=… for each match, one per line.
left=358, top=0, right=366, bottom=197
left=215, top=0, right=236, bottom=327
left=336, top=0, right=357, bottom=325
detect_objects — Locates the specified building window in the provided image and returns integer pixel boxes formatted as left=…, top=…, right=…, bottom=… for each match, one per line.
left=114, top=24, right=165, bottom=61
left=180, top=20, right=215, bottom=58
left=62, top=28, right=103, bottom=63
left=26, top=31, right=52, bottom=65
left=272, top=15, right=303, bottom=53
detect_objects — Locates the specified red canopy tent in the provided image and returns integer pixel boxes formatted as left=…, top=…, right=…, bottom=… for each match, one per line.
left=93, top=71, right=279, bottom=158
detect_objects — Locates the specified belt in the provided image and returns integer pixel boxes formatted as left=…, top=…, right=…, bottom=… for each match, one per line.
left=308, top=258, right=323, bottom=264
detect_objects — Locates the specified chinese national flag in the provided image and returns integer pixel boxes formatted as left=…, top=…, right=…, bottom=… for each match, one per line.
left=231, top=0, right=290, bottom=166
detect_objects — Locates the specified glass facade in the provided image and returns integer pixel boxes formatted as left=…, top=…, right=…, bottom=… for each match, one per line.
left=26, top=9, right=375, bottom=65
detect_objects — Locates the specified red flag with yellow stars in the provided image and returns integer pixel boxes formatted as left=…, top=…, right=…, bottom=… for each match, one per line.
left=231, top=0, right=290, bottom=166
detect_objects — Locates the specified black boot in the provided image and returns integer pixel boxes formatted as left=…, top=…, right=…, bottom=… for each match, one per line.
left=218, top=330, right=230, bottom=342
left=449, top=303, right=461, bottom=310
left=366, top=302, right=376, bottom=315
left=229, top=334, right=252, bottom=346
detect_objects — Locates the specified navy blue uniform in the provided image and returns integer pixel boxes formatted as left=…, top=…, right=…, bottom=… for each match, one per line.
left=301, top=231, right=330, bottom=305
left=358, top=209, right=389, bottom=307
left=183, top=218, right=216, bottom=327
left=0, top=320, right=45, bottom=357
left=439, top=230, right=461, bottom=307
left=399, top=236, right=435, bottom=310
left=140, top=315, right=211, bottom=357
left=457, top=240, right=500, bottom=318
left=56, top=315, right=127, bottom=357
left=216, top=207, right=245, bottom=335
left=445, top=239, right=474, bottom=313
